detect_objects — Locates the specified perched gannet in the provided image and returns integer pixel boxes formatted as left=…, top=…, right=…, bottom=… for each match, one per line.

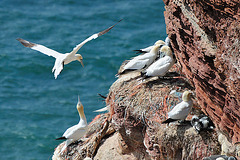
left=17, top=20, right=122, bottom=79
left=119, top=45, right=161, bottom=75
left=191, top=114, right=215, bottom=133
left=162, top=91, right=193, bottom=124
left=133, top=40, right=165, bottom=54
left=141, top=46, right=174, bottom=78
left=56, top=96, right=87, bottom=152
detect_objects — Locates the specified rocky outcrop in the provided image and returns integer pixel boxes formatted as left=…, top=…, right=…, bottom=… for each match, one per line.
left=52, top=0, right=240, bottom=159
left=107, top=70, right=221, bottom=159
left=163, top=0, right=240, bottom=144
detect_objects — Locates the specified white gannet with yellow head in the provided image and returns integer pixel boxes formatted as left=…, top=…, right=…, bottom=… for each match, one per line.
left=162, top=91, right=193, bottom=124
left=133, top=40, right=166, bottom=54
left=56, top=96, right=87, bottom=152
left=17, top=20, right=122, bottom=79
left=120, top=44, right=161, bottom=74
left=142, top=46, right=174, bottom=78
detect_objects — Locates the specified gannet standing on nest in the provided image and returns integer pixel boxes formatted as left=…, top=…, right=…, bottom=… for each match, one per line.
left=162, top=91, right=193, bottom=124
left=118, top=45, right=161, bottom=75
left=141, top=46, right=174, bottom=78
left=133, top=40, right=165, bottom=54
left=17, top=20, right=122, bottom=79
left=56, top=96, right=87, bottom=152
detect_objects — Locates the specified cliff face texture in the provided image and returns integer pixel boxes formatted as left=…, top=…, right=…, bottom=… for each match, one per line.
left=52, top=0, right=240, bottom=159
left=163, top=0, right=240, bottom=144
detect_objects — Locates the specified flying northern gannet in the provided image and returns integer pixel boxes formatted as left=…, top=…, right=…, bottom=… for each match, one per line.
left=56, top=96, right=87, bottom=152
left=17, top=19, right=122, bottom=79
left=118, top=45, right=161, bottom=75
left=141, top=46, right=174, bottom=78
left=162, top=90, right=193, bottom=124
left=133, top=40, right=165, bottom=54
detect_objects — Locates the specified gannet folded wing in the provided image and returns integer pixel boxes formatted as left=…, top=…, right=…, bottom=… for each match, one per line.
left=123, top=59, right=149, bottom=70
left=145, top=62, right=172, bottom=77
left=167, top=101, right=192, bottom=120
left=17, top=38, right=62, bottom=58
left=62, top=125, right=87, bottom=140
left=123, top=45, right=160, bottom=70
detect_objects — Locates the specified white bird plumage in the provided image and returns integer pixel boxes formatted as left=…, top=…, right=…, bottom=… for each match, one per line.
left=56, top=96, right=87, bottom=153
left=133, top=40, right=165, bottom=54
left=17, top=20, right=122, bottom=79
left=122, top=45, right=161, bottom=72
left=142, top=46, right=174, bottom=77
left=162, top=91, right=193, bottom=124
left=94, top=105, right=109, bottom=112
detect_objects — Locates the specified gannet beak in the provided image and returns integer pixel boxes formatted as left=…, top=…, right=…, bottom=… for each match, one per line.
left=78, top=59, right=84, bottom=67
left=78, top=95, right=81, bottom=103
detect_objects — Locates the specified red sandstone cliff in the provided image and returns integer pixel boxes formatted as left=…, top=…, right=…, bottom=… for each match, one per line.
left=163, top=0, right=240, bottom=144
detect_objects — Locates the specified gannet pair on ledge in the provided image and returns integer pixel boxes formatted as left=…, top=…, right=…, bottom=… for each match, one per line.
left=141, top=45, right=174, bottom=78
left=56, top=96, right=87, bottom=153
left=118, top=38, right=175, bottom=78
left=17, top=19, right=122, bottom=79
left=162, top=91, right=193, bottom=124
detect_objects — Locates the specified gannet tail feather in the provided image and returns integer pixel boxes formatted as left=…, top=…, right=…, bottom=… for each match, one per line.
left=55, top=137, right=67, bottom=140
left=133, top=50, right=147, bottom=54
left=98, top=93, right=107, bottom=100
left=162, top=118, right=177, bottom=124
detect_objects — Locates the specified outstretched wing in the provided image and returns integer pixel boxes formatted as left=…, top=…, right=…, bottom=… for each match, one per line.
left=17, top=38, right=61, bottom=58
left=70, top=19, right=123, bottom=55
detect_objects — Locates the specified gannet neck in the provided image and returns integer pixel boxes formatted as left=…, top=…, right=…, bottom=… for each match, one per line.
left=150, top=45, right=160, bottom=54
left=182, top=91, right=192, bottom=102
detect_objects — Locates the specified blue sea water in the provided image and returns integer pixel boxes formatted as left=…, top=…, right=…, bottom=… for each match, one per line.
left=0, top=0, right=166, bottom=159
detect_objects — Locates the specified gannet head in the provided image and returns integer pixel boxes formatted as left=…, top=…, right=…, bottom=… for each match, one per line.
left=154, top=40, right=165, bottom=46
left=150, top=44, right=161, bottom=55
left=160, top=46, right=172, bottom=57
left=182, top=91, right=193, bottom=102
left=76, top=54, right=84, bottom=67
left=77, top=95, right=85, bottom=117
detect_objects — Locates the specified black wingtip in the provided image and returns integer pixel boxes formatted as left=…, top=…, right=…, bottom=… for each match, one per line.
left=98, top=19, right=123, bottom=37
left=133, top=50, right=147, bottom=54
left=55, top=137, right=67, bottom=140
left=17, top=38, right=36, bottom=48
left=118, top=19, right=123, bottom=23
left=162, top=118, right=177, bottom=124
